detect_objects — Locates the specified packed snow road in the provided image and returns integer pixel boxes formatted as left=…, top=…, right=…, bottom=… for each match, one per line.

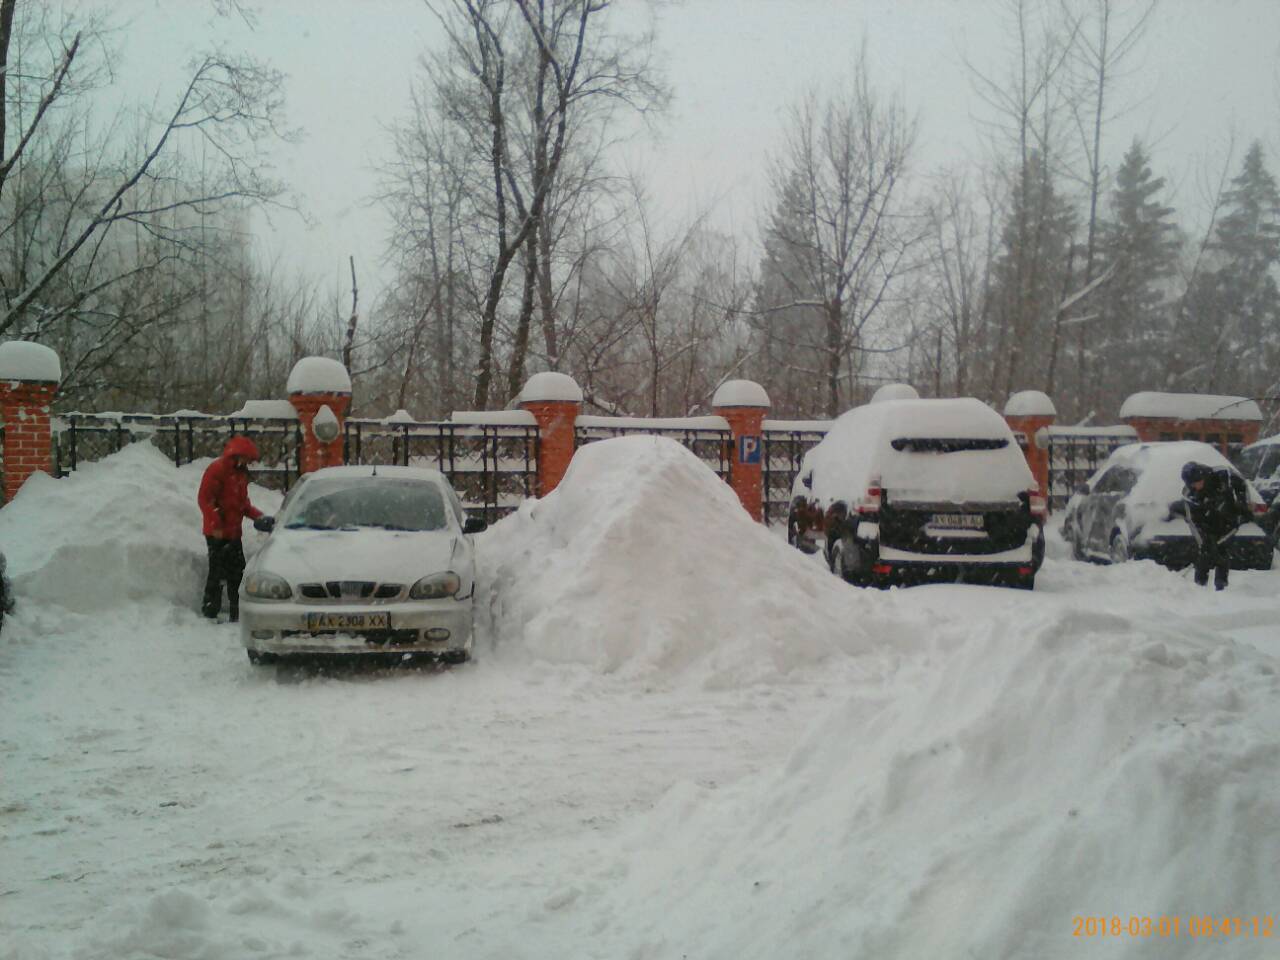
left=3, top=440, right=1279, bottom=959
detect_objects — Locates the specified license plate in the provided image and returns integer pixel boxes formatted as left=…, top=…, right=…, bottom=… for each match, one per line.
left=305, top=612, right=389, bottom=631
left=930, top=513, right=984, bottom=530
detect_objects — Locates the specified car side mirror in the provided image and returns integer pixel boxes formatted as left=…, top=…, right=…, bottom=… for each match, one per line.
left=463, top=516, right=488, bottom=535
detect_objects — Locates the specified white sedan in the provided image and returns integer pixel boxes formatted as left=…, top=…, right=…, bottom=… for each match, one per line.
left=239, top=465, right=486, bottom=666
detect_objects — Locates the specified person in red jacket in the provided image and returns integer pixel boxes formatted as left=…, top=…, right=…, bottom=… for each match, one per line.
left=198, top=436, right=273, bottom=620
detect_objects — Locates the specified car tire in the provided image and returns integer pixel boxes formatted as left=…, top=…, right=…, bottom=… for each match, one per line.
left=247, top=649, right=278, bottom=666
left=830, top=536, right=867, bottom=586
left=1109, top=530, right=1130, bottom=565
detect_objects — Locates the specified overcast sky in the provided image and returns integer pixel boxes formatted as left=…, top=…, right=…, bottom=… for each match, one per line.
left=118, top=0, right=1280, bottom=305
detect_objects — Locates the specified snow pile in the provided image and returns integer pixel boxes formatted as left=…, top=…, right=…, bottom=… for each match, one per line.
left=711, top=379, right=770, bottom=408
left=581, top=590, right=1280, bottom=958
left=0, top=339, right=60, bottom=382
left=286, top=356, right=351, bottom=395
left=1004, top=389, right=1056, bottom=417
left=480, top=435, right=871, bottom=686
left=0, top=442, right=278, bottom=613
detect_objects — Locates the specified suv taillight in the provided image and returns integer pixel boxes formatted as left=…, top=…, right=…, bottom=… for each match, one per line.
left=1252, top=501, right=1268, bottom=516
left=856, top=479, right=882, bottom=515
left=1028, top=489, right=1047, bottom=522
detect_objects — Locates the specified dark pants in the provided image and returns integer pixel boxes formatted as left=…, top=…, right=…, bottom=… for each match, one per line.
left=1192, top=529, right=1230, bottom=590
left=202, top=537, right=246, bottom=618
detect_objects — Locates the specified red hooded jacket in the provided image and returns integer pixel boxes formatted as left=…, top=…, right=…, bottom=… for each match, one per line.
left=198, top=436, right=263, bottom=540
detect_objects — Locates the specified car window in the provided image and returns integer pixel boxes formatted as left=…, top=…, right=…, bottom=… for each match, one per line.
left=1237, top=447, right=1263, bottom=477
left=888, top=437, right=1009, bottom=452
left=1262, top=447, right=1280, bottom=480
left=280, top=478, right=448, bottom=531
left=1093, top=466, right=1138, bottom=494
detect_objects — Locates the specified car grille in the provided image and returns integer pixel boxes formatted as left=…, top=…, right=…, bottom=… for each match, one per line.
left=281, top=628, right=423, bottom=646
left=298, top=582, right=405, bottom=601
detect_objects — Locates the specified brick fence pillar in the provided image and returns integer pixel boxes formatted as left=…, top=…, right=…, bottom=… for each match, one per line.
left=520, top=372, right=582, bottom=497
left=287, top=357, right=352, bottom=474
left=713, top=380, right=771, bottom=522
left=0, top=342, right=61, bottom=502
left=1003, top=391, right=1057, bottom=498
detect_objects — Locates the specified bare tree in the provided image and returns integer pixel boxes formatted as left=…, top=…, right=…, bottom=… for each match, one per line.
left=756, top=61, right=917, bottom=417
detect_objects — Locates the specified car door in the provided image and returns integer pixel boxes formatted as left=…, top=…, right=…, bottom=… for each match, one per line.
left=1087, top=466, right=1138, bottom=550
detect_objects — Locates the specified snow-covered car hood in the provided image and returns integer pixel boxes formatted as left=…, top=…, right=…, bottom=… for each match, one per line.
left=1130, top=510, right=1267, bottom=544
left=248, top=528, right=470, bottom=587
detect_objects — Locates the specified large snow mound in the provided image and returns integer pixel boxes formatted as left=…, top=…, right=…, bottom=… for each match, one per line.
left=479, top=435, right=872, bottom=687
left=0, top=442, right=278, bottom=613
left=580, top=589, right=1280, bottom=958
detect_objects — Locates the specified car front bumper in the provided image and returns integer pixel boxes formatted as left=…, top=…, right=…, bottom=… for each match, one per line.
left=239, top=596, right=474, bottom=657
left=1137, top=536, right=1274, bottom=571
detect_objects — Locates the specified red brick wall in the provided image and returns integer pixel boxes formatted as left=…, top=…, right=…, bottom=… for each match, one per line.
left=1122, top=416, right=1260, bottom=454
left=522, top=400, right=581, bottom=497
left=289, top=393, right=351, bottom=474
left=0, top=380, right=57, bottom=501
left=716, top=405, right=767, bottom=522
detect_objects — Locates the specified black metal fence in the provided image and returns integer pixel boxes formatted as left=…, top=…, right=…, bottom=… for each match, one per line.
left=1045, top=428, right=1139, bottom=511
left=51, top=413, right=537, bottom=522
left=575, top=417, right=732, bottom=481
left=762, top=425, right=830, bottom=524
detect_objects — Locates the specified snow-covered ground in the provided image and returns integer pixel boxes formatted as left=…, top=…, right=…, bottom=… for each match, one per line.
left=3, top=440, right=1279, bottom=959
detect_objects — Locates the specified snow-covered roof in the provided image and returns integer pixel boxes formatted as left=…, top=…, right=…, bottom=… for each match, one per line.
left=303, top=464, right=449, bottom=483
left=1119, top=391, right=1261, bottom=422
left=286, top=356, right=352, bottom=395
left=228, top=399, right=298, bottom=420
left=1244, top=433, right=1280, bottom=449
left=870, top=383, right=919, bottom=404
left=711, top=379, right=770, bottom=408
left=520, top=371, right=583, bottom=404
left=800, top=398, right=1032, bottom=505
left=1003, top=390, right=1056, bottom=418
left=1046, top=425, right=1139, bottom=438
left=0, top=341, right=60, bottom=382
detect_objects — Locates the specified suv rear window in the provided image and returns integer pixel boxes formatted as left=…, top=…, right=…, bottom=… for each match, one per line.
left=889, top=437, right=1009, bottom=453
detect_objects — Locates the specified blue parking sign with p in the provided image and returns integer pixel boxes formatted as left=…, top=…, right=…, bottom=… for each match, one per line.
left=739, top=434, right=762, bottom=465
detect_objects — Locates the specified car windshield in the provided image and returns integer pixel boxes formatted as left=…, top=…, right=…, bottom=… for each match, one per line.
left=889, top=437, right=1009, bottom=453
left=280, top=477, right=448, bottom=532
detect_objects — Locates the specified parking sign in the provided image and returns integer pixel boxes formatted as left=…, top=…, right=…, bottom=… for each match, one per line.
left=738, top=434, right=762, bottom=465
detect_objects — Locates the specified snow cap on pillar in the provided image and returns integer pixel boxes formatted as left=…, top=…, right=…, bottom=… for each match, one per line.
left=286, top=356, right=352, bottom=395
left=520, top=371, right=583, bottom=404
left=711, top=379, right=770, bottom=409
left=0, top=341, right=61, bottom=383
left=1004, top=390, right=1057, bottom=418
left=870, top=382, right=919, bottom=404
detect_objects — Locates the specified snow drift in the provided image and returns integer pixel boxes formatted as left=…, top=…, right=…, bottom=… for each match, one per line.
left=479, top=435, right=872, bottom=686
left=568, top=584, right=1280, bottom=959
left=0, top=442, right=278, bottom=613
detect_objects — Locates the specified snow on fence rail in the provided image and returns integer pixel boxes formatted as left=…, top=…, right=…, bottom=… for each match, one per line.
left=52, top=412, right=537, bottom=522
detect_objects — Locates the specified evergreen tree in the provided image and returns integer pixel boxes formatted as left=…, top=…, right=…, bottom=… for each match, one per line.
left=1180, top=142, right=1280, bottom=396
left=1092, top=140, right=1180, bottom=411
left=988, top=149, right=1075, bottom=402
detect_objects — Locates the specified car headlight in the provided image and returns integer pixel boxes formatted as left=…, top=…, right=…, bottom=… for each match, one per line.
left=409, top=571, right=461, bottom=599
left=244, top=572, right=292, bottom=600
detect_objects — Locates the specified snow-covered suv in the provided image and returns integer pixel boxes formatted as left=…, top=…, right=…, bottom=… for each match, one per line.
left=788, top=398, right=1046, bottom=588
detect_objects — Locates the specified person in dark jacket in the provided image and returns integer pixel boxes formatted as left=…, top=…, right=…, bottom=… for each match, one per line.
left=0, top=551, right=13, bottom=634
left=1172, top=461, right=1253, bottom=590
left=198, top=436, right=273, bottom=620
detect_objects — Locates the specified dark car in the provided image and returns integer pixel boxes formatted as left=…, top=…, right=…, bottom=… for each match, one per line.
left=1235, top=436, right=1280, bottom=540
left=788, top=397, right=1046, bottom=589
left=1062, top=441, right=1272, bottom=570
